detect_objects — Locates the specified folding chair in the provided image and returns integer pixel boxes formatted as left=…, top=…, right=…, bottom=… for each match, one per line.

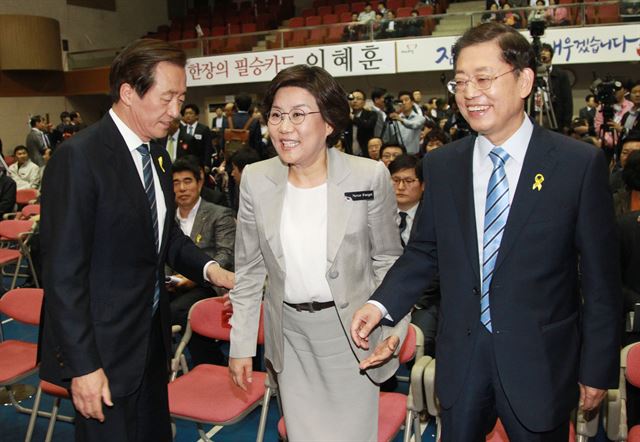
left=25, top=380, right=73, bottom=442
left=423, top=357, right=598, bottom=441
left=168, top=297, right=269, bottom=442
left=16, top=189, right=38, bottom=207
left=274, top=324, right=427, bottom=442
left=0, top=288, right=42, bottom=410
left=603, top=342, right=640, bottom=441
left=3, top=203, right=41, bottom=220
left=0, top=219, right=39, bottom=290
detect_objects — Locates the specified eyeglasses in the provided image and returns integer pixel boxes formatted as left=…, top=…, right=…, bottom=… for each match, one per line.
left=382, top=152, right=401, bottom=160
left=267, top=109, right=321, bottom=125
left=446, top=68, right=517, bottom=94
left=391, top=177, right=419, bottom=186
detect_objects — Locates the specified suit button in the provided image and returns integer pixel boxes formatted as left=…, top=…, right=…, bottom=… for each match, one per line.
left=466, top=328, right=471, bottom=336
left=472, top=287, right=479, bottom=295
left=339, top=302, right=349, bottom=309
left=59, top=362, right=64, bottom=367
left=328, top=270, right=339, bottom=279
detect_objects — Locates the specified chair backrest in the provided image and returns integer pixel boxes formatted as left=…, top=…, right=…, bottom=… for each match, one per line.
left=189, top=297, right=265, bottom=344
left=0, top=288, right=43, bottom=326
left=322, top=13, right=338, bottom=24
left=16, top=189, right=38, bottom=205
left=20, top=204, right=40, bottom=218
left=627, top=343, right=640, bottom=388
left=0, top=219, right=34, bottom=241
left=398, top=323, right=417, bottom=363
left=306, top=15, right=322, bottom=26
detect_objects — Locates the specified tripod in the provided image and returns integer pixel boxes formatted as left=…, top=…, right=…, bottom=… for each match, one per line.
left=528, top=68, right=558, bottom=131
left=379, top=116, right=404, bottom=148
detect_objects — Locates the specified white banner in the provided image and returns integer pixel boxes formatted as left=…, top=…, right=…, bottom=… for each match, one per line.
left=186, top=40, right=396, bottom=87
left=395, top=24, right=640, bottom=73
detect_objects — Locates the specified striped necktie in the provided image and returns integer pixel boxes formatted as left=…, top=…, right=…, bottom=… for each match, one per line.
left=480, top=147, right=510, bottom=333
left=136, top=144, right=160, bottom=314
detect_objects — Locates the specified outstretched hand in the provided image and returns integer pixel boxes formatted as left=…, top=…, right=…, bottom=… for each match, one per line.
left=350, top=303, right=384, bottom=350
left=359, top=335, right=400, bottom=370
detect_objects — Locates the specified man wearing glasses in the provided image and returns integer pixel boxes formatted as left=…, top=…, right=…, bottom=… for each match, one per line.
left=352, top=22, right=620, bottom=440
left=345, top=89, right=377, bottom=157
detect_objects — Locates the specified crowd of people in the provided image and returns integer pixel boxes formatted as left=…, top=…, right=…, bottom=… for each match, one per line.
left=342, top=1, right=430, bottom=41
left=483, top=0, right=572, bottom=28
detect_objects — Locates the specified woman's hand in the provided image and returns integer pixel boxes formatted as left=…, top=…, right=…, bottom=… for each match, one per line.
left=229, top=357, right=253, bottom=391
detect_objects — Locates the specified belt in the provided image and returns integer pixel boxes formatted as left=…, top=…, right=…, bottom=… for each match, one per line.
left=283, top=300, right=335, bottom=312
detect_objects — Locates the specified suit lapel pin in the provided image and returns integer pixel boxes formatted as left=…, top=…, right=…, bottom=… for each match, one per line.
left=532, top=173, right=544, bottom=191
left=158, top=156, right=165, bottom=173
left=195, top=233, right=202, bottom=244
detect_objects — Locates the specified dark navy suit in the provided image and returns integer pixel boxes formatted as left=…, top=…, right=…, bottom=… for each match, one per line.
left=372, top=124, right=621, bottom=434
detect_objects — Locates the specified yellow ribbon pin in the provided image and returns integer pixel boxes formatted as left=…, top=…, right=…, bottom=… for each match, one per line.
left=195, top=233, right=202, bottom=244
left=158, top=156, right=165, bottom=173
left=532, top=173, right=544, bottom=191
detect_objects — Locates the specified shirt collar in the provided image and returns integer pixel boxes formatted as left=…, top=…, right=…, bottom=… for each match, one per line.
left=476, top=112, right=532, bottom=166
left=398, top=203, right=419, bottom=218
left=109, top=108, right=146, bottom=153
left=177, top=197, right=202, bottom=222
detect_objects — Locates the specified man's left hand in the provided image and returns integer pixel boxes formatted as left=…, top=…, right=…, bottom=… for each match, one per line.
left=579, top=383, right=607, bottom=411
left=358, top=336, right=400, bottom=370
left=207, top=263, right=234, bottom=289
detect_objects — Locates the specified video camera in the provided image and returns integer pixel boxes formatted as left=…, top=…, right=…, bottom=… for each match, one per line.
left=591, top=76, right=623, bottom=123
left=383, top=94, right=402, bottom=116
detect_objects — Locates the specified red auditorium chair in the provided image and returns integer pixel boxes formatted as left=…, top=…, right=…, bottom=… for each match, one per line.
left=628, top=344, right=640, bottom=441
left=168, top=29, right=182, bottom=41
left=16, top=189, right=38, bottom=206
left=313, top=0, right=328, bottom=7
left=417, top=5, right=434, bottom=16
left=168, top=298, right=269, bottom=442
left=181, top=29, right=197, bottom=49
left=334, top=3, right=351, bottom=17
left=305, top=15, right=322, bottom=26
left=318, top=5, right=333, bottom=15
left=3, top=203, right=40, bottom=221
left=288, top=16, right=305, bottom=28
left=422, top=358, right=599, bottom=441
left=602, top=343, right=640, bottom=441
left=351, top=1, right=366, bottom=13
left=287, top=30, right=309, bottom=47
left=228, top=23, right=241, bottom=35
left=387, top=0, right=402, bottom=12
left=272, top=324, right=426, bottom=442
left=0, top=288, right=43, bottom=412
left=340, top=11, right=354, bottom=22
left=322, top=13, right=339, bottom=24
left=24, top=380, right=73, bottom=442
left=397, top=6, right=413, bottom=17
left=325, top=24, right=345, bottom=42
left=0, top=219, right=39, bottom=290
left=308, top=28, right=327, bottom=45
left=211, top=14, right=225, bottom=27
left=585, top=0, right=620, bottom=24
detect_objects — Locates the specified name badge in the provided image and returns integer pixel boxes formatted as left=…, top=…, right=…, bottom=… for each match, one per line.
left=344, top=190, right=374, bottom=201
left=194, top=134, right=202, bottom=140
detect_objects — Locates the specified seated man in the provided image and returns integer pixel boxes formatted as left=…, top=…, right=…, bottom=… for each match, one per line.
left=388, top=155, right=439, bottom=358
left=8, top=145, right=41, bottom=190
left=170, top=155, right=236, bottom=366
left=0, top=166, right=17, bottom=219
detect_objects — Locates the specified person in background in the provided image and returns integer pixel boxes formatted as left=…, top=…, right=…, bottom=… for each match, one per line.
left=8, top=145, right=41, bottom=190
left=368, top=137, right=383, bottom=160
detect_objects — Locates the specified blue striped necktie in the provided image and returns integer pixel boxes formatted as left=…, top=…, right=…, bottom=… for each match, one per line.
left=136, top=144, right=160, bottom=314
left=480, top=147, right=510, bottom=333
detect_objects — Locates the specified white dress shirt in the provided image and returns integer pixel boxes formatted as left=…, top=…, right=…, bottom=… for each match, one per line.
left=397, top=203, right=419, bottom=246
left=473, top=113, right=533, bottom=278
left=177, top=197, right=202, bottom=237
left=109, top=108, right=167, bottom=251
left=280, top=182, right=333, bottom=304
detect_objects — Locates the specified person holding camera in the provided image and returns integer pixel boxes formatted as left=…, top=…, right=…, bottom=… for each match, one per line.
left=345, top=89, right=378, bottom=157
left=594, top=80, right=634, bottom=153
left=386, top=91, right=426, bottom=155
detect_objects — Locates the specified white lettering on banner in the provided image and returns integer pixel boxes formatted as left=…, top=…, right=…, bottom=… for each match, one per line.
left=396, top=24, right=640, bottom=73
left=186, top=41, right=396, bottom=87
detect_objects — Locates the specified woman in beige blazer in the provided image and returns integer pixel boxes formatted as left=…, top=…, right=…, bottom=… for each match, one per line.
left=228, top=65, right=408, bottom=441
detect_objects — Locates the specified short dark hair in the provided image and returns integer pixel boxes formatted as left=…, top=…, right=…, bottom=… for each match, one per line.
left=228, top=147, right=261, bottom=172
left=30, top=115, right=43, bottom=127
left=262, top=65, right=349, bottom=149
left=235, top=94, right=253, bottom=112
left=380, top=142, right=407, bottom=157
left=352, top=89, right=366, bottom=100
left=388, top=154, right=423, bottom=182
left=622, top=129, right=640, bottom=146
left=540, top=43, right=554, bottom=58
left=623, top=150, right=640, bottom=191
left=109, top=39, right=186, bottom=103
left=69, top=111, right=79, bottom=120
left=371, top=88, right=386, bottom=101
left=585, top=94, right=595, bottom=102
left=398, top=90, right=413, bottom=101
left=426, top=129, right=449, bottom=145
left=60, top=111, right=70, bottom=121
left=452, top=22, right=535, bottom=73
left=171, top=155, right=202, bottom=181
left=13, top=145, right=28, bottom=156
left=182, top=104, right=200, bottom=115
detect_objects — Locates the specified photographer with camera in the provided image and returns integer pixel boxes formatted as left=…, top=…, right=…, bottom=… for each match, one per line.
left=538, top=43, right=573, bottom=132
left=594, top=78, right=634, bottom=155
left=384, top=91, right=426, bottom=154
left=345, top=89, right=378, bottom=156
